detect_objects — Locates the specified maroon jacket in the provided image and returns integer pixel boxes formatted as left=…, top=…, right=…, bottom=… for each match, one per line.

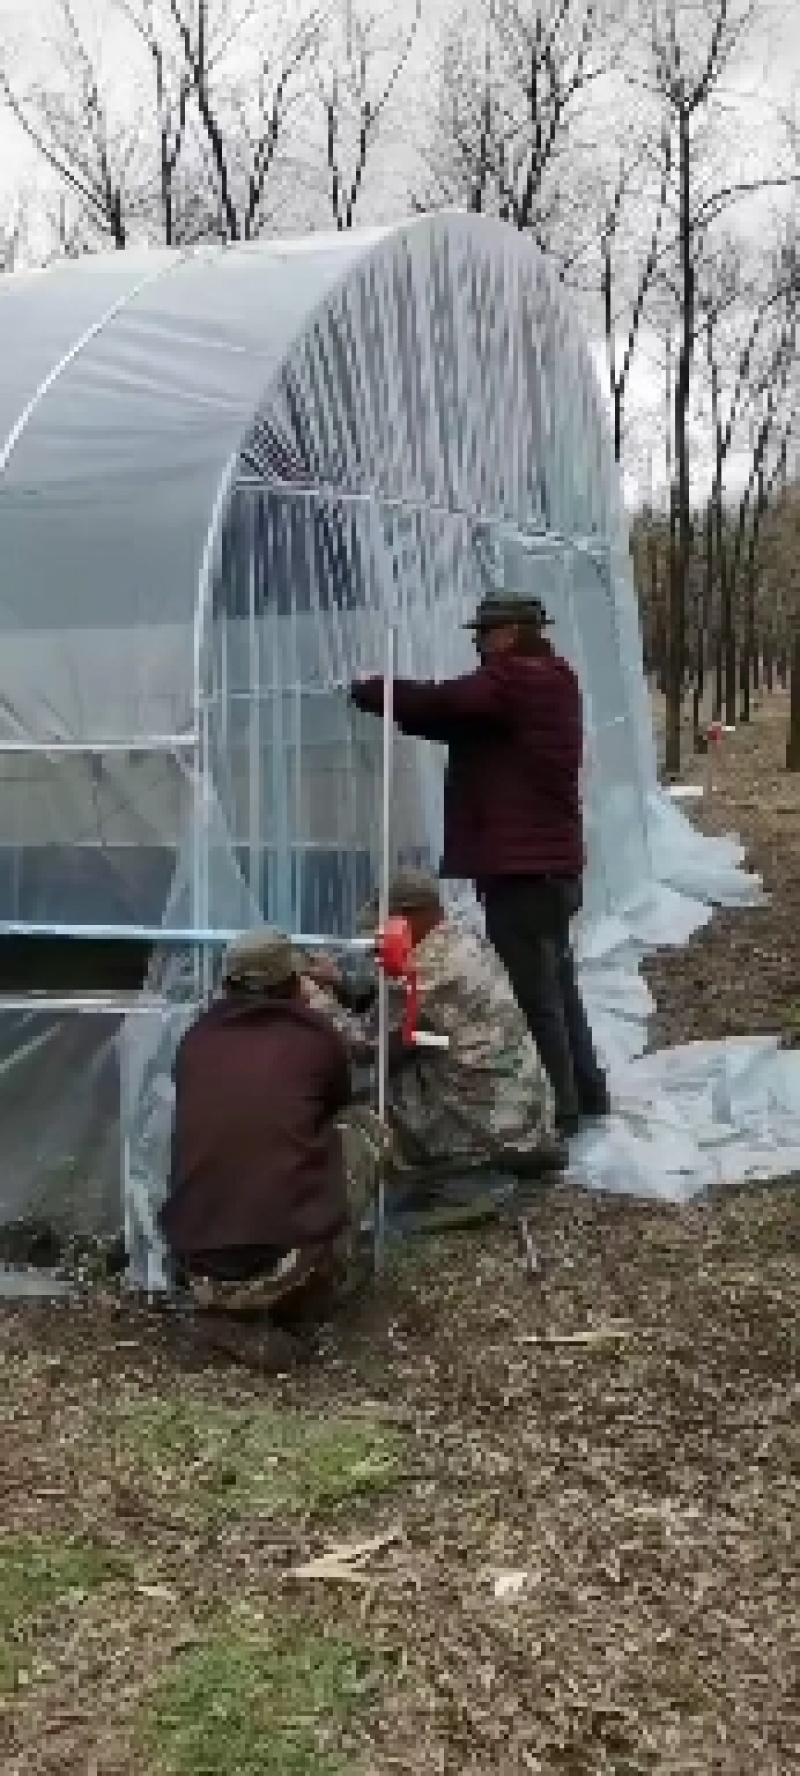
left=160, top=994, right=351, bottom=1261
left=352, top=645, right=584, bottom=881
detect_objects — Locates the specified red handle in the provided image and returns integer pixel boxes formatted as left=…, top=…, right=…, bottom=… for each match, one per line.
left=374, top=915, right=412, bottom=977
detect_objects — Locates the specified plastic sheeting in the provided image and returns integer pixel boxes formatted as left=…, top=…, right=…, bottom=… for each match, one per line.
left=575, top=951, right=800, bottom=1203
left=0, top=213, right=795, bottom=1266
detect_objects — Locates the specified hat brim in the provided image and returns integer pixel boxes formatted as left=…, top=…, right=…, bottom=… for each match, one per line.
left=463, top=605, right=552, bottom=630
left=222, top=942, right=303, bottom=987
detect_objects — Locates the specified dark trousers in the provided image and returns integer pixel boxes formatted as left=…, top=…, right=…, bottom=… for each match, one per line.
left=482, top=874, right=607, bottom=1128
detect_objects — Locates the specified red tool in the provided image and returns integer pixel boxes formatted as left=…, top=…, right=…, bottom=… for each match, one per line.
left=374, top=915, right=418, bottom=1045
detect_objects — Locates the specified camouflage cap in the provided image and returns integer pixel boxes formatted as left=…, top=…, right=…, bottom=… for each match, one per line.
left=222, top=927, right=301, bottom=991
left=464, top=594, right=551, bottom=631
left=357, top=867, right=442, bottom=932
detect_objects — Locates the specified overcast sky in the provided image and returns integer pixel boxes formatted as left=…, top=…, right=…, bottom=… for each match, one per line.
left=2, top=0, right=799, bottom=503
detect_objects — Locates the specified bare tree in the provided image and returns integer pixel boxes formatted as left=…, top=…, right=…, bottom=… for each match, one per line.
left=696, top=234, right=798, bottom=723
left=600, top=126, right=672, bottom=462
left=318, top=0, right=421, bottom=230
left=0, top=200, right=28, bottom=272
left=639, top=0, right=777, bottom=774
left=419, top=0, right=611, bottom=270
left=116, top=0, right=194, bottom=245
left=728, top=269, right=799, bottom=716
left=0, top=0, right=153, bottom=249
left=113, top=0, right=324, bottom=243
left=2, top=0, right=323, bottom=253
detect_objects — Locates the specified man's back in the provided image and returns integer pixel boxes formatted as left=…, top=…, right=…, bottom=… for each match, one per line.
left=162, top=995, right=351, bottom=1262
left=391, top=919, right=555, bottom=1162
left=442, top=650, right=584, bottom=882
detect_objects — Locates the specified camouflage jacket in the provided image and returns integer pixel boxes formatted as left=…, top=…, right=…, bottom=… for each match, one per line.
left=305, top=923, right=554, bottom=1165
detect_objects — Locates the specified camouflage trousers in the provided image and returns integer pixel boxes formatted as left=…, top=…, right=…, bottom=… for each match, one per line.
left=337, top=1103, right=394, bottom=1228
left=186, top=1107, right=392, bottom=1322
left=187, top=1237, right=352, bottom=1321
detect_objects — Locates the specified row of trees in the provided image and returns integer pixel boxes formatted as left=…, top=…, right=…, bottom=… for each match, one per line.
left=633, top=482, right=799, bottom=710
left=0, top=0, right=426, bottom=252
left=1, top=1, right=799, bottom=771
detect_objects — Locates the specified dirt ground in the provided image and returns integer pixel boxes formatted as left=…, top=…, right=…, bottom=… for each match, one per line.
left=1, top=698, right=798, bottom=1776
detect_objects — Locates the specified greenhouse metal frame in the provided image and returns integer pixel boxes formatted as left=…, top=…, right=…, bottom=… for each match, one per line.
left=0, top=210, right=667, bottom=1286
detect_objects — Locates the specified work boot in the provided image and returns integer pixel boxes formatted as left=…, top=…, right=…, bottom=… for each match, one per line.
left=579, top=1083, right=611, bottom=1120
left=531, top=1132, right=570, bottom=1174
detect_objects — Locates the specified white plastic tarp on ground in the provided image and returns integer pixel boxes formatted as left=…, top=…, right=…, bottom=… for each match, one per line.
left=564, top=792, right=800, bottom=1200
left=452, top=782, right=800, bottom=1205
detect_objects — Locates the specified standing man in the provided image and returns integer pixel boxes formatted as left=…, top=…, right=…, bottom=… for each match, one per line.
left=349, top=593, right=609, bottom=1137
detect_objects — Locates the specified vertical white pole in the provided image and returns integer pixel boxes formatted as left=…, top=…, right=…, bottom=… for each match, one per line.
left=248, top=541, right=261, bottom=909
left=374, top=623, right=395, bottom=1275
left=199, top=701, right=212, bottom=1000
left=191, top=733, right=202, bottom=1003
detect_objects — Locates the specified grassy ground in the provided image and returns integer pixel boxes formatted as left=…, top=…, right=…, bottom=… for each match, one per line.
left=1, top=698, right=798, bottom=1775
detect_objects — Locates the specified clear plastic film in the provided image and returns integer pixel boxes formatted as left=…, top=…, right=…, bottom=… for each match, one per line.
left=0, top=216, right=775, bottom=1266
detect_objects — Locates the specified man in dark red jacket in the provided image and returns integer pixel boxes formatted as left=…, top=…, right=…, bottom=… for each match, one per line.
left=350, top=594, right=609, bottom=1136
left=160, top=928, right=358, bottom=1356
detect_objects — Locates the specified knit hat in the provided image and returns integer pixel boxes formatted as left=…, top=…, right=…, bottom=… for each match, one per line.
left=356, top=867, right=442, bottom=932
left=222, top=927, right=301, bottom=991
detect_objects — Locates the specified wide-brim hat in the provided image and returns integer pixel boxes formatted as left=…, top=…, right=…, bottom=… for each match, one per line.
left=222, top=927, right=302, bottom=990
left=356, top=867, right=442, bottom=933
left=464, top=594, right=552, bottom=631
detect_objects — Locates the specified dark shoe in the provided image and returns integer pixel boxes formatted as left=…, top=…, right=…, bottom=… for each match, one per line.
left=579, top=1089, right=611, bottom=1120
left=512, top=1134, right=569, bottom=1176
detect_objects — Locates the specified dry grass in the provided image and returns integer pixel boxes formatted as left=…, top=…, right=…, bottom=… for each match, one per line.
left=1, top=697, right=798, bottom=1775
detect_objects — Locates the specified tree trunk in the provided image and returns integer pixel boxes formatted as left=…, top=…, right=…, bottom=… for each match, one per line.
left=764, top=631, right=774, bottom=692
left=694, top=493, right=713, bottom=740
left=665, top=105, right=692, bottom=779
left=786, top=629, right=800, bottom=769
left=740, top=556, right=756, bottom=723
left=724, top=573, right=737, bottom=725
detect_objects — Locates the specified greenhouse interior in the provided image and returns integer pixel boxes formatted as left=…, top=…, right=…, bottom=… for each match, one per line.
left=0, top=209, right=795, bottom=1294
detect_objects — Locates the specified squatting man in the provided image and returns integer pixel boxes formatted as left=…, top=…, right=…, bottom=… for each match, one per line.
left=159, top=871, right=567, bottom=1365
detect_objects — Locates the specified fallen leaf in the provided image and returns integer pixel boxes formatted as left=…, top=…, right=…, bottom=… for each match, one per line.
left=492, top=1569, right=529, bottom=1600
left=288, top=1527, right=402, bottom=1584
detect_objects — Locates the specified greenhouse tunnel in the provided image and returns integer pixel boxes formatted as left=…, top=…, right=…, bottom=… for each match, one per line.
left=0, top=210, right=725, bottom=1276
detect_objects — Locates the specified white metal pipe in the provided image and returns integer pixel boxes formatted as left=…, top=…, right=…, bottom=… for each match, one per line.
left=190, top=451, right=240, bottom=994
left=191, top=726, right=203, bottom=1003
left=0, top=736, right=196, bottom=756
left=234, top=474, right=611, bottom=554
left=248, top=541, right=261, bottom=904
left=198, top=697, right=213, bottom=999
left=0, top=991, right=185, bottom=1014
left=374, top=624, right=395, bottom=1275
left=0, top=921, right=375, bottom=948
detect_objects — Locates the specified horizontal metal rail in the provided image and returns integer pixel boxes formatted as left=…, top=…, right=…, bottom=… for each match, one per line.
left=0, top=991, right=182, bottom=1015
left=231, top=474, right=613, bottom=555
left=0, top=920, right=374, bottom=949
left=0, top=736, right=196, bottom=756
